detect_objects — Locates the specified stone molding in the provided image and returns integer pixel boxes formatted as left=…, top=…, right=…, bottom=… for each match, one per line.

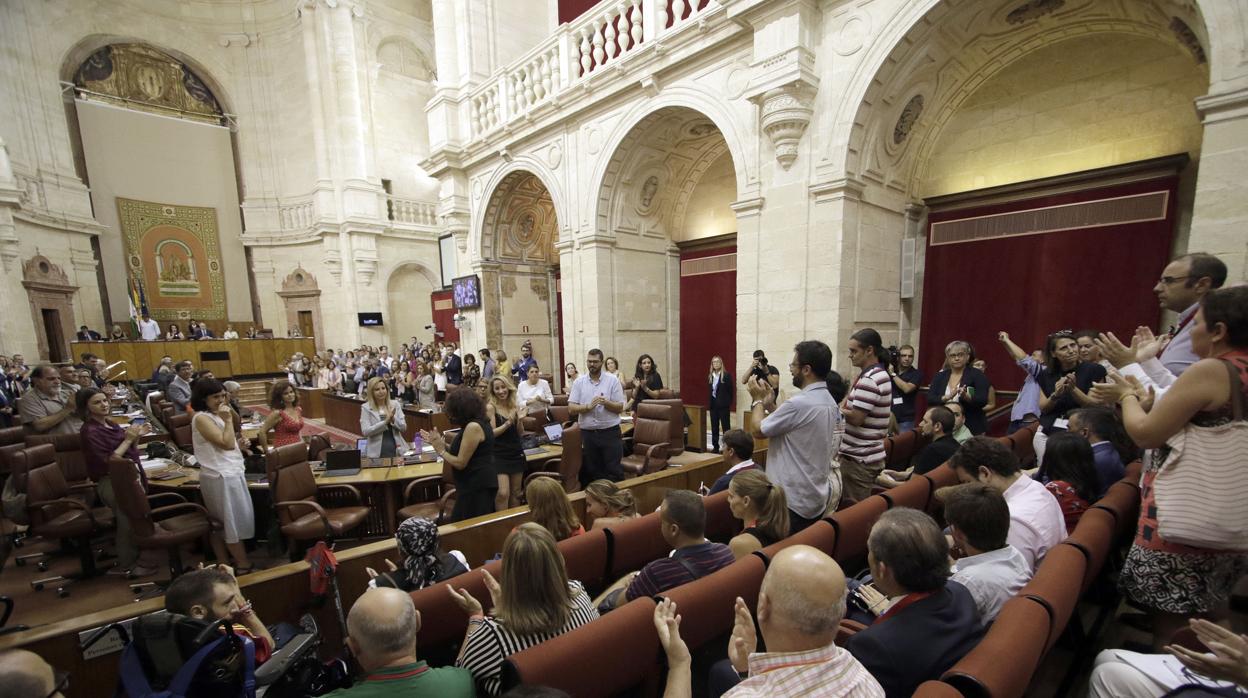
left=1195, top=86, right=1248, bottom=125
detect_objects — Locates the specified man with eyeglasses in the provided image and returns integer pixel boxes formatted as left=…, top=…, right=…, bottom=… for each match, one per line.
left=0, top=648, right=68, bottom=697
left=1153, top=253, right=1227, bottom=378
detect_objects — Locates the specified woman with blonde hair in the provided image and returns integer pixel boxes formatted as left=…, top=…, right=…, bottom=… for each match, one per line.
left=450, top=523, right=599, bottom=695
left=584, top=479, right=638, bottom=531
left=360, top=376, right=409, bottom=457
left=486, top=375, right=526, bottom=510
left=414, top=360, right=436, bottom=408
left=525, top=476, right=584, bottom=541
left=726, top=469, right=790, bottom=558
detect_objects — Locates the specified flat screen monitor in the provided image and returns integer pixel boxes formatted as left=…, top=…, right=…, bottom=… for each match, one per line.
left=358, top=312, right=383, bottom=327
left=452, top=274, right=482, bottom=310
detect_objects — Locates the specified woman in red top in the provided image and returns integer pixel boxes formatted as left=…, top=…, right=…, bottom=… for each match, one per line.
left=1036, top=431, right=1099, bottom=530
left=257, top=380, right=304, bottom=450
left=1096, top=285, right=1248, bottom=650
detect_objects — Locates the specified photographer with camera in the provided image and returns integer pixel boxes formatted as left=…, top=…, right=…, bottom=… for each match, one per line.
left=741, top=349, right=780, bottom=401
left=888, top=344, right=924, bottom=432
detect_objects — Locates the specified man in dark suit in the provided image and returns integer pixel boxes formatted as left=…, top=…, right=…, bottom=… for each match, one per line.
left=845, top=508, right=983, bottom=698
left=76, top=325, right=102, bottom=341
left=443, top=345, right=463, bottom=386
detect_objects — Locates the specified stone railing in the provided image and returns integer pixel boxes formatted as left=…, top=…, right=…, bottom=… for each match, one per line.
left=389, top=196, right=439, bottom=227
left=279, top=198, right=315, bottom=231
left=468, top=0, right=718, bottom=138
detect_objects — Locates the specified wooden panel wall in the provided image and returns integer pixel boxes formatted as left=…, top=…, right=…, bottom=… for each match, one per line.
left=70, top=338, right=316, bottom=379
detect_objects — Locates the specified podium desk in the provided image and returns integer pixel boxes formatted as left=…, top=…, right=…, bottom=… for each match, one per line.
left=71, top=338, right=316, bottom=380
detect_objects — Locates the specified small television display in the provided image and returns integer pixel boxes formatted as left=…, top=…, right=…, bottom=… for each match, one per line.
left=452, top=275, right=482, bottom=310
left=358, top=312, right=383, bottom=327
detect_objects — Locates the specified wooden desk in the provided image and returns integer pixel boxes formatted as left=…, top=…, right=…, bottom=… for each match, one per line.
left=297, top=387, right=325, bottom=420
left=71, top=338, right=316, bottom=380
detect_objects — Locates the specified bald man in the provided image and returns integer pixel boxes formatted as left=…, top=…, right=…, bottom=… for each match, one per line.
left=326, top=587, right=473, bottom=697
left=655, top=545, right=883, bottom=698
left=0, top=649, right=65, bottom=697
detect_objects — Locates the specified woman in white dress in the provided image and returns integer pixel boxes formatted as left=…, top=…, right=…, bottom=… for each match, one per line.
left=191, top=378, right=256, bottom=573
left=360, top=376, right=410, bottom=458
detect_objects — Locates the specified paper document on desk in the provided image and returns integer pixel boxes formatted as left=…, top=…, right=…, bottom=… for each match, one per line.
left=140, top=457, right=175, bottom=472
left=1113, top=650, right=1237, bottom=692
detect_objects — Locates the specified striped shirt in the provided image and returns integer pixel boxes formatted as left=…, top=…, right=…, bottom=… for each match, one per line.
left=728, top=642, right=885, bottom=697
left=625, top=541, right=736, bottom=601
left=839, top=365, right=891, bottom=464
left=457, top=581, right=599, bottom=696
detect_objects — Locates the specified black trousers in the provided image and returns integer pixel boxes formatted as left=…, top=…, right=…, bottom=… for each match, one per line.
left=580, top=425, right=623, bottom=486
left=709, top=407, right=731, bottom=451
left=788, top=508, right=822, bottom=534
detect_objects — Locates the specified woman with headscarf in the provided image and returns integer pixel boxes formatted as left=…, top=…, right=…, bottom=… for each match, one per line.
left=367, top=516, right=468, bottom=591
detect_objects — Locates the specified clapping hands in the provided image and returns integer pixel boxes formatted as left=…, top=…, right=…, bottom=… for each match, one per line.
left=1165, top=619, right=1248, bottom=688
left=728, top=597, right=757, bottom=674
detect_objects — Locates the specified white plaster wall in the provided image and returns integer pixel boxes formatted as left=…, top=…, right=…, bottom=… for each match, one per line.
left=679, top=151, right=737, bottom=241
left=386, top=264, right=437, bottom=346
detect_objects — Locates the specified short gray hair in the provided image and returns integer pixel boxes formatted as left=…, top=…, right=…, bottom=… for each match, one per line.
left=763, top=577, right=847, bottom=636
left=223, top=381, right=241, bottom=392
left=347, top=593, right=419, bottom=658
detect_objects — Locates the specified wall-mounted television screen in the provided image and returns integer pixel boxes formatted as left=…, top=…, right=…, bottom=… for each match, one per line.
left=358, top=312, right=384, bottom=327
left=452, top=275, right=482, bottom=310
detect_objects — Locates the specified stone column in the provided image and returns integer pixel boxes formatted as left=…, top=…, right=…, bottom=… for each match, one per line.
left=1190, top=87, right=1248, bottom=282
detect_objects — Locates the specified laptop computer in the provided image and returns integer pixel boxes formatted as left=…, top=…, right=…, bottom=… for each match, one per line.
left=244, top=455, right=267, bottom=483
left=543, top=422, right=563, bottom=445
left=323, top=449, right=362, bottom=477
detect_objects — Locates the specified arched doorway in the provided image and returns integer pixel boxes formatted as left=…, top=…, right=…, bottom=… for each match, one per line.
left=385, top=263, right=437, bottom=349
left=592, top=106, right=739, bottom=411
left=478, top=170, right=563, bottom=387
left=838, top=0, right=1210, bottom=392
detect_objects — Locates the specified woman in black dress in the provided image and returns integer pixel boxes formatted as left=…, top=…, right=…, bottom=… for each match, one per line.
left=486, top=375, right=527, bottom=512
left=421, top=388, right=497, bottom=522
left=926, top=340, right=992, bottom=435
left=628, top=353, right=663, bottom=412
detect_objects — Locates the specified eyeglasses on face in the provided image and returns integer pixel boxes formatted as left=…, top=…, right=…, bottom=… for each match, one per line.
left=1157, top=275, right=1191, bottom=285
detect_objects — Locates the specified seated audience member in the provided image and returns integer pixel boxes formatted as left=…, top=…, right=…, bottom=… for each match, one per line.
left=583, top=479, right=639, bottom=531
left=927, top=340, right=991, bottom=435
left=526, top=476, right=584, bottom=541
left=1036, top=431, right=1100, bottom=530
left=879, top=406, right=958, bottom=488
left=946, top=402, right=972, bottom=443
left=949, top=436, right=1067, bottom=572
left=151, top=356, right=175, bottom=390
left=369, top=517, right=468, bottom=592
left=223, top=380, right=252, bottom=421
left=1067, top=407, right=1129, bottom=496
left=222, top=325, right=240, bottom=340
left=845, top=509, right=984, bottom=698
left=0, top=649, right=66, bottom=697
left=1088, top=618, right=1248, bottom=698
left=707, top=429, right=757, bottom=495
left=167, top=360, right=194, bottom=411
left=450, top=524, right=599, bottom=696
left=727, top=470, right=790, bottom=558
left=58, top=365, right=80, bottom=393
left=944, top=484, right=1032, bottom=626
left=656, top=546, right=883, bottom=698
left=330, top=587, right=474, bottom=697
left=18, top=365, right=82, bottom=435
left=516, top=364, right=554, bottom=413
left=597, top=490, right=735, bottom=611
left=164, top=566, right=274, bottom=664
left=76, top=324, right=102, bottom=341
left=109, top=324, right=128, bottom=341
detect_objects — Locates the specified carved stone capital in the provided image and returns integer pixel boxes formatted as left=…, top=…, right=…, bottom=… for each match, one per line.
left=758, top=84, right=815, bottom=170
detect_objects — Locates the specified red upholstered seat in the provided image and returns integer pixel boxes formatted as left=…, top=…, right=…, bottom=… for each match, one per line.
left=407, top=559, right=503, bottom=654
left=501, top=597, right=661, bottom=697
left=662, top=555, right=766, bottom=649
left=880, top=470, right=935, bottom=512
left=1064, top=506, right=1117, bottom=593
left=559, top=527, right=610, bottom=594
left=703, top=490, right=736, bottom=542
left=603, top=510, right=666, bottom=580
left=914, top=680, right=966, bottom=697
left=943, top=595, right=1051, bottom=698
left=1021, top=542, right=1087, bottom=652
left=759, top=519, right=836, bottom=558
left=829, top=495, right=889, bottom=563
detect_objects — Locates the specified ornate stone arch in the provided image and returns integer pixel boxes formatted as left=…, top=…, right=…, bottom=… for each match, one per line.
left=474, top=161, right=565, bottom=264
left=277, top=267, right=323, bottom=351
left=22, top=255, right=78, bottom=362
left=829, top=0, right=1214, bottom=194
left=377, top=37, right=436, bottom=81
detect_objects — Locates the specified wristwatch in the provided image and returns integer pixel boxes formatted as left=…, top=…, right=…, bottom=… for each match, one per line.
left=750, top=400, right=765, bottom=409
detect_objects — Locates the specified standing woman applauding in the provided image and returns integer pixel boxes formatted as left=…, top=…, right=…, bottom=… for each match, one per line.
left=1034, top=331, right=1105, bottom=466
left=190, top=378, right=255, bottom=573
left=629, top=354, right=663, bottom=412
left=707, top=356, right=732, bottom=453
left=423, top=388, right=497, bottom=521
left=360, top=376, right=409, bottom=458
left=927, top=340, right=992, bottom=435
left=486, top=376, right=526, bottom=511
left=258, top=380, right=304, bottom=450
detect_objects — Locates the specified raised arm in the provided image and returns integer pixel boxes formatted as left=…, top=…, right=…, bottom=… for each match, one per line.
left=998, top=331, right=1028, bottom=362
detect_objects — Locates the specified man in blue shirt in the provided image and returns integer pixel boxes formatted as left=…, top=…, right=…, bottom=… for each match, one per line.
left=511, top=341, right=538, bottom=384
left=569, top=348, right=626, bottom=484
left=1068, top=407, right=1126, bottom=497
left=997, top=331, right=1044, bottom=434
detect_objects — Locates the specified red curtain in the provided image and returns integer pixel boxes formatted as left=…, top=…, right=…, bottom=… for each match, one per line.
left=679, top=245, right=736, bottom=408
left=918, top=177, right=1177, bottom=393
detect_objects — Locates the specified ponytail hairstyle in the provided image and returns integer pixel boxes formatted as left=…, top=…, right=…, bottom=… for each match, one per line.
left=729, top=470, right=790, bottom=543
left=584, top=479, right=636, bottom=517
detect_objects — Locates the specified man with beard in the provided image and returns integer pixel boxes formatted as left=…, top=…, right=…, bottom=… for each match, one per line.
left=838, top=329, right=893, bottom=503
left=746, top=340, right=838, bottom=532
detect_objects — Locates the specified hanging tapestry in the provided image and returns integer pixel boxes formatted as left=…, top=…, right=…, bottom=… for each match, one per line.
left=117, top=197, right=227, bottom=320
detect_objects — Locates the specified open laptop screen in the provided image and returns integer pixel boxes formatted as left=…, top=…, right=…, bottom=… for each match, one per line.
left=543, top=422, right=563, bottom=443
left=325, top=449, right=361, bottom=471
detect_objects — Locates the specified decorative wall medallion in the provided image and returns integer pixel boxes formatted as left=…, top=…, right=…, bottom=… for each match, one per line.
left=472, top=178, right=483, bottom=201
left=73, top=44, right=223, bottom=123
left=546, top=142, right=563, bottom=168
left=585, top=126, right=603, bottom=154
left=1169, top=17, right=1207, bottom=64
left=484, top=172, right=558, bottom=264
left=893, top=94, right=924, bottom=145
left=117, top=197, right=227, bottom=320
left=760, top=85, right=815, bottom=170
left=1006, top=0, right=1065, bottom=25
left=639, top=175, right=660, bottom=210
left=834, top=15, right=869, bottom=56
left=725, top=63, right=749, bottom=100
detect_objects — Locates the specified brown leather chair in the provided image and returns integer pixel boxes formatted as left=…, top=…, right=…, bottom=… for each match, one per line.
left=549, top=405, right=572, bottom=426
left=24, top=433, right=90, bottom=486
left=620, top=403, right=671, bottom=476
left=552, top=394, right=569, bottom=407
left=642, top=398, right=685, bottom=456
left=307, top=434, right=332, bottom=462
left=396, top=460, right=455, bottom=525
left=523, top=423, right=582, bottom=492
left=167, top=413, right=193, bottom=452
left=268, top=442, right=369, bottom=546
left=108, top=456, right=219, bottom=580
left=25, top=461, right=114, bottom=592
left=0, top=425, right=27, bottom=477
left=521, top=407, right=550, bottom=434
